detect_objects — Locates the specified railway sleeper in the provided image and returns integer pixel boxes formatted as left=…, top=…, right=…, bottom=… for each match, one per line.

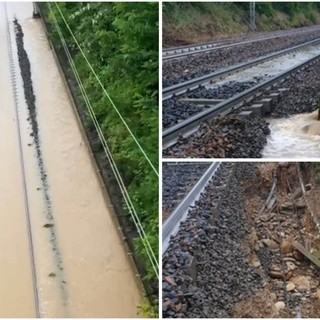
left=243, top=88, right=289, bottom=117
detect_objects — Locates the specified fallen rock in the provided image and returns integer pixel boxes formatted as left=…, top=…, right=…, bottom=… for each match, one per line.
left=286, top=282, right=295, bottom=292
left=262, top=238, right=278, bottom=250
left=163, top=299, right=174, bottom=311
left=175, top=303, right=182, bottom=312
left=281, top=239, right=294, bottom=254
left=250, top=255, right=261, bottom=268
left=269, top=270, right=284, bottom=279
left=165, top=276, right=177, bottom=287
left=286, top=261, right=296, bottom=271
left=293, top=276, right=310, bottom=292
left=275, top=301, right=285, bottom=311
left=270, top=292, right=277, bottom=302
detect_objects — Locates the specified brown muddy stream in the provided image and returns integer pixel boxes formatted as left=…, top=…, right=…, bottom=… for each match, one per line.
left=0, top=2, right=142, bottom=317
left=263, top=110, right=320, bottom=158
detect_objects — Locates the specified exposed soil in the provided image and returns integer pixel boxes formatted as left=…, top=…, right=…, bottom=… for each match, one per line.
left=163, top=162, right=320, bottom=318
left=163, top=114, right=270, bottom=158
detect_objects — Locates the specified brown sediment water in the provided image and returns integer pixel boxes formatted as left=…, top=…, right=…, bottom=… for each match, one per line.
left=1, top=2, right=143, bottom=317
left=263, top=110, right=320, bottom=158
left=0, top=5, right=36, bottom=317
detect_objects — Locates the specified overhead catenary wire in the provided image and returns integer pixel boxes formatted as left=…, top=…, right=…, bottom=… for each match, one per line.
left=53, top=2, right=158, bottom=177
left=48, top=3, right=159, bottom=279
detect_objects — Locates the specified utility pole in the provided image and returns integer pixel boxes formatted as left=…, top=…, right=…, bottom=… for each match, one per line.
left=249, top=2, right=256, bottom=31
left=32, top=3, right=40, bottom=18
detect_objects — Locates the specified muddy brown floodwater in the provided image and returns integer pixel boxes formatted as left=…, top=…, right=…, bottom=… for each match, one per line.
left=263, top=110, right=320, bottom=158
left=0, top=2, right=142, bottom=317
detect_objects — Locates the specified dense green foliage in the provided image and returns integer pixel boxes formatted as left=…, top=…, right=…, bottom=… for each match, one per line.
left=43, top=1, right=158, bottom=294
left=256, top=2, right=320, bottom=21
left=163, top=2, right=320, bottom=46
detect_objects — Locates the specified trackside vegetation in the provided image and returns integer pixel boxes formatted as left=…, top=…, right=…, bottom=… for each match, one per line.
left=38, top=2, right=158, bottom=315
left=163, top=2, right=320, bottom=46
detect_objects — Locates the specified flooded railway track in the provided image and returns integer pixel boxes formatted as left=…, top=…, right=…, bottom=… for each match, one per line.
left=0, top=3, right=142, bottom=317
left=163, top=40, right=320, bottom=158
left=163, top=49, right=320, bottom=151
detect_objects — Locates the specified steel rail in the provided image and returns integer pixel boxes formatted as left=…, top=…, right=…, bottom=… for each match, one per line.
left=163, top=25, right=320, bottom=54
left=163, top=49, right=320, bottom=148
left=162, top=162, right=220, bottom=254
left=163, top=36, right=320, bottom=100
left=163, top=25, right=320, bottom=60
left=4, top=3, right=41, bottom=317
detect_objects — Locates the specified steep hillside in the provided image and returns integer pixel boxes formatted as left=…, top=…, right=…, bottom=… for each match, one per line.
left=163, top=2, right=320, bottom=47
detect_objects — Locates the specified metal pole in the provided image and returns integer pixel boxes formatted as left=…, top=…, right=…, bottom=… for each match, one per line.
left=33, top=3, right=40, bottom=18
left=249, top=2, right=256, bottom=30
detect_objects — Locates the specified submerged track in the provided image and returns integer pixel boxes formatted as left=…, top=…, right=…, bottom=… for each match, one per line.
left=0, top=3, right=142, bottom=317
left=4, top=3, right=40, bottom=316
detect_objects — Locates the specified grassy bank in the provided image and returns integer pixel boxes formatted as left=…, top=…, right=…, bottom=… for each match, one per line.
left=163, top=2, right=320, bottom=46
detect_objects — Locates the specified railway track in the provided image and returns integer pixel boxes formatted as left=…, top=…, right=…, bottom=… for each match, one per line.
left=163, top=25, right=320, bottom=60
left=163, top=27, right=320, bottom=89
left=0, top=3, right=142, bottom=317
left=162, top=162, right=210, bottom=222
left=163, top=162, right=320, bottom=318
left=4, top=3, right=41, bottom=316
left=4, top=3, right=71, bottom=316
left=163, top=37, right=320, bottom=101
left=162, top=46, right=320, bottom=149
left=162, top=162, right=221, bottom=253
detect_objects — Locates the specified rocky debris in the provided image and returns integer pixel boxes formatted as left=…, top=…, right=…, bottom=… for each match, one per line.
left=163, top=29, right=320, bottom=87
left=246, top=163, right=320, bottom=317
left=275, top=301, right=286, bottom=311
left=286, top=282, right=296, bottom=292
left=293, top=276, right=311, bottom=292
left=162, top=163, right=263, bottom=318
left=281, top=237, right=294, bottom=254
left=163, top=162, right=320, bottom=318
left=162, top=163, right=210, bottom=221
left=163, top=114, right=270, bottom=158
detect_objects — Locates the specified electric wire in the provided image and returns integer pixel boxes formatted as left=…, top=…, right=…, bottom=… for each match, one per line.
left=48, top=3, right=159, bottom=278
left=54, top=2, right=158, bottom=177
